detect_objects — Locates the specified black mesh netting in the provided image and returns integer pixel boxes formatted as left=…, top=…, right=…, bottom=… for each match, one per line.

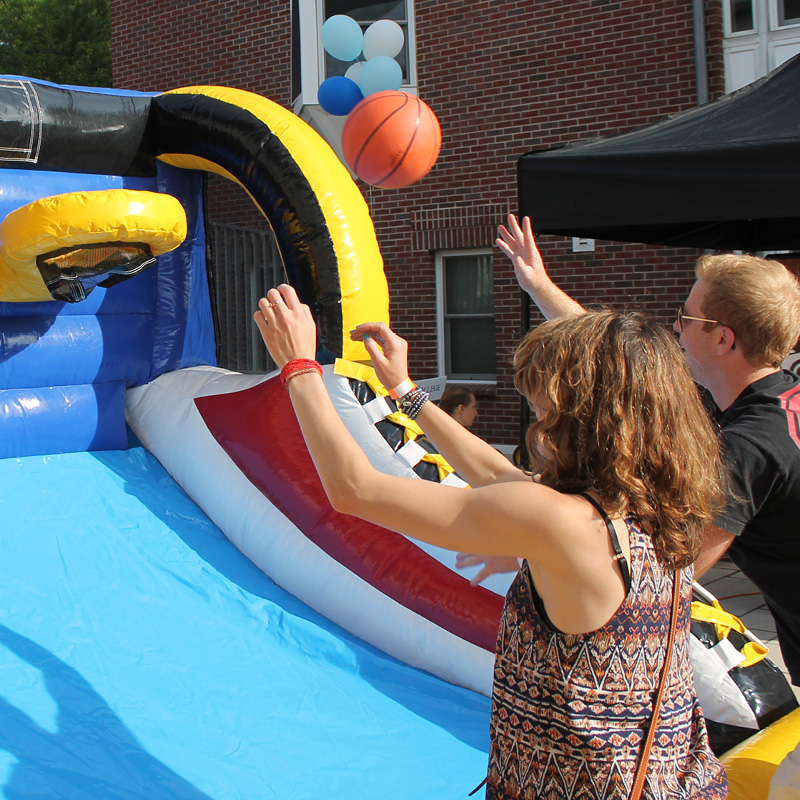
left=37, top=242, right=156, bottom=303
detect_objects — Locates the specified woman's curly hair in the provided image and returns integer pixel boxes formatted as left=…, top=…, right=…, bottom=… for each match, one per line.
left=514, top=310, right=726, bottom=569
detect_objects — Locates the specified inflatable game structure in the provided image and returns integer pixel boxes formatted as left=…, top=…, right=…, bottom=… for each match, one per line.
left=0, top=76, right=493, bottom=799
left=0, top=77, right=797, bottom=798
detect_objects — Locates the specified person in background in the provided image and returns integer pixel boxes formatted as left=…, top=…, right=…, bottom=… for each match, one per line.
left=489, top=212, right=800, bottom=688
left=438, top=386, right=478, bottom=428
left=254, top=283, right=727, bottom=798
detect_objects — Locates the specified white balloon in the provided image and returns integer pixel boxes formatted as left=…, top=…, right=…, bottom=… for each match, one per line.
left=362, top=19, right=404, bottom=61
left=344, top=62, right=364, bottom=83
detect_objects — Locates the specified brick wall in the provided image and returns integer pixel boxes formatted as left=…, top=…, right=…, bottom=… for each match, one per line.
left=111, top=0, right=291, bottom=231
left=112, top=0, right=291, bottom=98
left=112, top=0, right=725, bottom=445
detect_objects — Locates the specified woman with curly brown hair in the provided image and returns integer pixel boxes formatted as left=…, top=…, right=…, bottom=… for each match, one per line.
left=254, top=282, right=728, bottom=799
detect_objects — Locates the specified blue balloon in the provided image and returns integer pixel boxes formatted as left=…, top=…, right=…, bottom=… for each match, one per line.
left=321, top=15, right=363, bottom=62
left=318, top=76, right=364, bottom=116
left=358, top=56, right=403, bottom=96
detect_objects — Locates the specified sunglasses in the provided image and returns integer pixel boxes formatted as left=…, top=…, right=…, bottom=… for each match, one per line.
left=676, top=306, right=720, bottom=332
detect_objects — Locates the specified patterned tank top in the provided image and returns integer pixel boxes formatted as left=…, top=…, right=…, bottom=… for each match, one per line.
left=486, top=516, right=728, bottom=799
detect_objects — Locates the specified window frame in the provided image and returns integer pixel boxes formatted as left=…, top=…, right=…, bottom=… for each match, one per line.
left=771, top=0, right=800, bottom=30
left=293, top=0, right=417, bottom=112
left=435, top=248, right=497, bottom=384
left=724, top=0, right=757, bottom=37
left=723, top=0, right=800, bottom=91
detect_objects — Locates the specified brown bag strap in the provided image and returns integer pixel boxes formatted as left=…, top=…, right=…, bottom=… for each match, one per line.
left=629, top=571, right=682, bottom=800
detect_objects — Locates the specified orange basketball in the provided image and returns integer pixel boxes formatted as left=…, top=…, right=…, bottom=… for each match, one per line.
left=341, top=91, right=442, bottom=189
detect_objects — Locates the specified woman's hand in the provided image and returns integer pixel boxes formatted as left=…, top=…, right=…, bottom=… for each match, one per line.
left=455, top=552, right=521, bottom=586
left=253, top=284, right=317, bottom=368
left=496, top=214, right=547, bottom=297
left=350, top=322, right=410, bottom=392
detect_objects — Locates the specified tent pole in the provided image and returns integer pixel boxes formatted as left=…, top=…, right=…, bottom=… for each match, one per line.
left=693, top=0, right=709, bottom=105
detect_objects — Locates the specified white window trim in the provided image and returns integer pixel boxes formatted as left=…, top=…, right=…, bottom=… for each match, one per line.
left=435, top=248, right=496, bottom=385
left=770, top=0, right=800, bottom=30
left=296, top=0, right=321, bottom=108
left=294, top=0, right=418, bottom=113
left=723, top=1, right=800, bottom=39
left=723, top=0, right=757, bottom=37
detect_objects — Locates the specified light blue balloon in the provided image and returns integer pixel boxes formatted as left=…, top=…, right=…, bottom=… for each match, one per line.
left=358, top=56, right=403, bottom=96
left=321, top=15, right=363, bottom=62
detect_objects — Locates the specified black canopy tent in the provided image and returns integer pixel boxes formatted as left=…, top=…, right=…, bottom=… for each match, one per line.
left=518, top=55, right=800, bottom=252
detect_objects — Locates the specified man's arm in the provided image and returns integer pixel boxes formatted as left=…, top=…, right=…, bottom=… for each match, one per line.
left=696, top=431, right=775, bottom=579
left=496, top=214, right=586, bottom=320
left=694, top=523, right=736, bottom=579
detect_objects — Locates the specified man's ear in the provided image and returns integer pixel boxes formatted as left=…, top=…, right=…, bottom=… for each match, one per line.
left=717, top=325, right=737, bottom=355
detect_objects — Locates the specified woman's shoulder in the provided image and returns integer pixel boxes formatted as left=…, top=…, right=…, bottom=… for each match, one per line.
left=485, top=485, right=627, bottom=567
left=475, top=480, right=594, bottom=529
left=468, top=481, right=596, bottom=553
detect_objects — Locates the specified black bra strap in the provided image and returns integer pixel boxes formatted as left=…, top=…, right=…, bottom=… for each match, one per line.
left=577, top=492, right=632, bottom=595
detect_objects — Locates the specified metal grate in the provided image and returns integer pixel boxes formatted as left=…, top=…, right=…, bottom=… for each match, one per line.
left=210, top=222, right=285, bottom=373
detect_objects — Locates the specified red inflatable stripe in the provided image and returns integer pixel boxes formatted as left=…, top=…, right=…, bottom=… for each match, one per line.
left=779, top=384, right=800, bottom=450
left=195, top=376, right=503, bottom=652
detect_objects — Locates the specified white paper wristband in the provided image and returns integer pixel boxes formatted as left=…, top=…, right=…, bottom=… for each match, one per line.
left=389, top=378, right=416, bottom=400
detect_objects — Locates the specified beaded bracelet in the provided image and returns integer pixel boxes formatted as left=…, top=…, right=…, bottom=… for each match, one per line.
left=397, top=387, right=431, bottom=420
left=280, top=358, right=322, bottom=388
left=284, top=367, right=322, bottom=386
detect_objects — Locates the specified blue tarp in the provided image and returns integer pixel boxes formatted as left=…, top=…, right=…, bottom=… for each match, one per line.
left=0, top=445, right=490, bottom=799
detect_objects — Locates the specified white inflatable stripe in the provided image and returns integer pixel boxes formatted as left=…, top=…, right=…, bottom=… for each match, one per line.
left=441, top=471, right=469, bottom=489
left=126, top=366, right=495, bottom=696
left=688, top=635, right=758, bottom=729
left=396, top=438, right=427, bottom=468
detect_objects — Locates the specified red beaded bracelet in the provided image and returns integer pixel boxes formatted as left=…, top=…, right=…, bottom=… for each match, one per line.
left=280, top=358, right=322, bottom=388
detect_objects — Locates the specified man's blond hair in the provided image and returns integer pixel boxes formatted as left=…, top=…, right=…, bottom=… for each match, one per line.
left=696, top=254, right=800, bottom=368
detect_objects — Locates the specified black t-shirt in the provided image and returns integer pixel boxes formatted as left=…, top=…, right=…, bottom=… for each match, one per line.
left=714, top=370, right=800, bottom=684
